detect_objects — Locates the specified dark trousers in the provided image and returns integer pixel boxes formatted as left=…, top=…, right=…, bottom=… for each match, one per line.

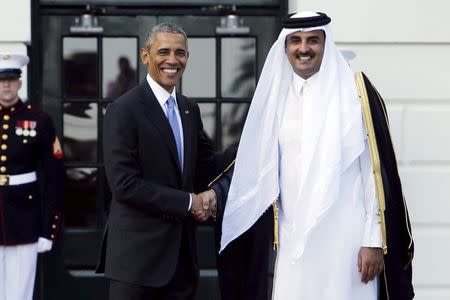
left=109, top=227, right=196, bottom=300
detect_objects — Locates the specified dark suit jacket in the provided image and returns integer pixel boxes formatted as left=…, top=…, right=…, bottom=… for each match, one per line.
left=99, top=80, right=218, bottom=287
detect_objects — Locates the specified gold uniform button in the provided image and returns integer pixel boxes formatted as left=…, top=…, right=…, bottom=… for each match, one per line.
left=23, top=139, right=28, bottom=144
left=1, top=144, right=6, bottom=150
left=28, top=195, right=33, bottom=200
left=51, top=234, right=55, bottom=239
left=1, top=134, right=7, bottom=140
left=3, top=115, right=9, bottom=121
left=27, top=105, right=31, bottom=109
left=0, top=156, right=6, bottom=162
left=55, top=215, right=59, bottom=220
left=52, top=224, right=56, bottom=229
left=2, top=124, right=8, bottom=130
left=0, top=166, right=6, bottom=173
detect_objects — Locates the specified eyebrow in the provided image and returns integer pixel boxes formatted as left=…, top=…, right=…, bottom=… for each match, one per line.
left=288, top=35, right=321, bottom=41
left=156, top=48, right=187, bottom=53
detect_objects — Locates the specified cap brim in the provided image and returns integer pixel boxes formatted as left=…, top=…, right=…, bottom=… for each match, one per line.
left=0, top=71, right=21, bottom=80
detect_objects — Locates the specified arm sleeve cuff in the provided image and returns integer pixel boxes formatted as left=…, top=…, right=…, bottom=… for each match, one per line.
left=188, top=193, right=192, bottom=211
left=362, top=219, right=382, bottom=247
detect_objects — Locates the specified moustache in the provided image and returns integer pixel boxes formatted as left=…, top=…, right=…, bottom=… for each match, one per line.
left=295, top=52, right=313, bottom=59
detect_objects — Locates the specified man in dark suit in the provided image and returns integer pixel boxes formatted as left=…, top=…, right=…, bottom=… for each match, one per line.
left=100, top=23, right=230, bottom=299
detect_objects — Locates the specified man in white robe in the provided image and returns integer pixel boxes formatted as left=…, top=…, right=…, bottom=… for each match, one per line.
left=216, top=11, right=390, bottom=300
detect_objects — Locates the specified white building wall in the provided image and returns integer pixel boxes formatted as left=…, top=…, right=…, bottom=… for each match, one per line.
left=289, top=1, right=450, bottom=299
left=0, top=0, right=31, bottom=100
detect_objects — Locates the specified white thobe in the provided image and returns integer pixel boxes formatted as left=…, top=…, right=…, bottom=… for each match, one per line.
left=272, top=77, right=381, bottom=300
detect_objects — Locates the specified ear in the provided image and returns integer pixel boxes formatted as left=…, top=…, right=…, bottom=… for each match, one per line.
left=140, top=48, right=149, bottom=65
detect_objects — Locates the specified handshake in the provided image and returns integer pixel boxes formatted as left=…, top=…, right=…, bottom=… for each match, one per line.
left=190, top=189, right=217, bottom=222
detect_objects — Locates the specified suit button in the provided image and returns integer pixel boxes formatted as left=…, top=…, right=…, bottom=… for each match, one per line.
left=3, top=115, right=10, bottom=121
left=1, top=144, right=6, bottom=150
left=0, top=166, right=6, bottom=173
left=2, top=124, right=8, bottom=130
left=0, top=156, right=6, bottom=162
left=1, top=134, right=7, bottom=140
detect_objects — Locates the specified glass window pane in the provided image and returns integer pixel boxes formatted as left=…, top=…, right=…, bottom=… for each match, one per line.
left=63, top=102, right=98, bottom=162
left=221, top=38, right=256, bottom=98
left=182, top=38, right=216, bottom=98
left=63, top=37, right=98, bottom=97
left=102, top=37, right=138, bottom=98
left=221, top=102, right=250, bottom=149
left=199, top=103, right=216, bottom=144
left=64, top=168, right=97, bottom=228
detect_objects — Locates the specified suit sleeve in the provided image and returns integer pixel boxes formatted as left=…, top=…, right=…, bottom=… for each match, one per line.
left=210, top=166, right=234, bottom=221
left=193, top=103, right=237, bottom=192
left=39, top=115, right=64, bottom=242
left=103, top=102, right=190, bottom=219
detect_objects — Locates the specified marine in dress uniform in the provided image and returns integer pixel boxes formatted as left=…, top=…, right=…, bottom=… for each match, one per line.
left=0, top=54, right=63, bottom=300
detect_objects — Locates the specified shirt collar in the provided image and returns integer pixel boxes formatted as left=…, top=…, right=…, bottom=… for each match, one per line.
left=146, top=73, right=178, bottom=108
left=292, top=71, right=320, bottom=95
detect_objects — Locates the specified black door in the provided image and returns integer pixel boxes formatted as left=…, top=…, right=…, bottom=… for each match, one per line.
left=37, top=4, right=281, bottom=299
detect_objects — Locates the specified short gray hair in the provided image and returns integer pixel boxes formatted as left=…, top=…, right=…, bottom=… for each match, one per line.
left=144, top=23, right=188, bottom=50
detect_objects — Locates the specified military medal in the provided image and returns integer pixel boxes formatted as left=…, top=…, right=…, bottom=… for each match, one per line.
left=29, top=121, right=37, bottom=137
left=15, top=121, right=23, bottom=136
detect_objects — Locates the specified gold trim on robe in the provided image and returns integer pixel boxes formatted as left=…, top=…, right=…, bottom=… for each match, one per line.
left=355, top=72, right=388, bottom=255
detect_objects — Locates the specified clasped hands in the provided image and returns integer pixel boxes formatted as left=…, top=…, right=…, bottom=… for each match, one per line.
left=190, top=189, right=217, bottom=222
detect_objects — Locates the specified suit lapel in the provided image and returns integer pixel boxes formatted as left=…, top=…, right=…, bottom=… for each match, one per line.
left=138, top=81, right=182, bottom=175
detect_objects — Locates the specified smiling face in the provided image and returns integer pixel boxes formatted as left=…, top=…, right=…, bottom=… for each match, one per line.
left=0, top=78, right=21, bottom=107
left=140, top=32, right=188, bottom=93
left=284, top=30, right=325, bottom=79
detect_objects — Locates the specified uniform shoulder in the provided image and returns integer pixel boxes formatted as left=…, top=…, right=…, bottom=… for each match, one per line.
left=24, top=103, right=51, bottom=120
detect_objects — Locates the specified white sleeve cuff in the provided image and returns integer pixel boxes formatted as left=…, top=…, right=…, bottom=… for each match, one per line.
left=188, top=193, right=192, bottom=211
left=361, top=217, right=382, bottom=248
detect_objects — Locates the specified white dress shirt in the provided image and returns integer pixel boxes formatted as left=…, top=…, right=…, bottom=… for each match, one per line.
left=146, top=74, right=192, bottom=211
